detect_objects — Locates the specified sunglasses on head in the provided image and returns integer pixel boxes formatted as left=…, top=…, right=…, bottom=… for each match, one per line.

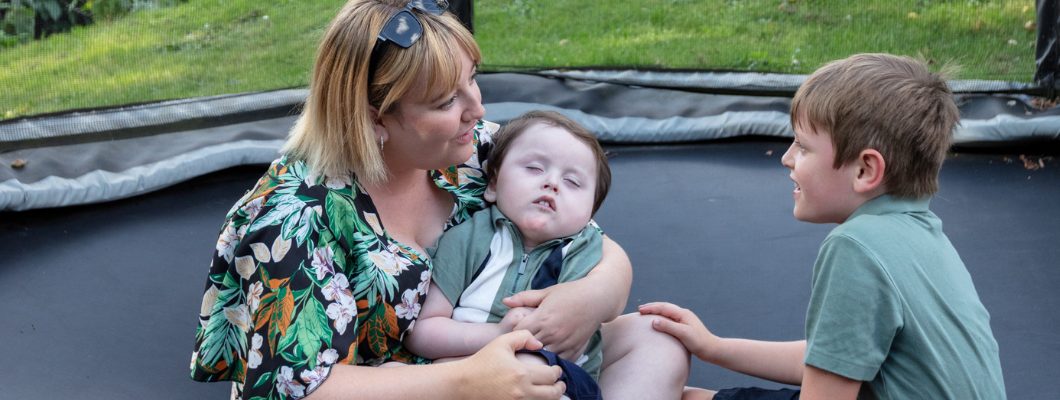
left=369, top=0, right=449, bottom=84
left=378, top=0, right=449, bottom=48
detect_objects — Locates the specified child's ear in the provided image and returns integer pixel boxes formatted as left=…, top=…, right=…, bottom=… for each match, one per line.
left=484, top=180, right=498, bottom=203
left=853, top=149, right=886, bottom=194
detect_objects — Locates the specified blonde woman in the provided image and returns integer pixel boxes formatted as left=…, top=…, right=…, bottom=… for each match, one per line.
left=191, top=1, right=688, bottom=398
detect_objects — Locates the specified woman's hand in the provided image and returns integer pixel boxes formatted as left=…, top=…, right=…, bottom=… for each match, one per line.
left=310, top=331, right=565, bottom=400
left=638, top=302, right=718, bottom=361
left=503, top=286, right=596, bottom=360
left=502, top=236, right=631, bottom=361
left=459, top=330, right=567, bottom=400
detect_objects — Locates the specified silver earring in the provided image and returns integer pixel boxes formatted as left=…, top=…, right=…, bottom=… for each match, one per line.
left=380, top=137, right=384, bottom=152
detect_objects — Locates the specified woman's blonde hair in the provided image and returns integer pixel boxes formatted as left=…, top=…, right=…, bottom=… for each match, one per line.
left=283, top=0, right=482, bottom=185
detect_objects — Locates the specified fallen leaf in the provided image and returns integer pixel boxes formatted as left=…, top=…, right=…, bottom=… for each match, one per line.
left=766, top=150, right=774, bottom=156
left=1019, top=155, right=1042, bottom=171
left=1025, top=21, right=1036, bottom=31
left=558, top=39, right=569, bottom=46
left=1007, top=39, right=1018, bottom=45
left=908, top=12, right=919, bottom=19
left=1031, top=97, right=1058, bottom=109
left=1023, top=5, right=1030, bottom=13
left=11, top=159, right=27, bottom=168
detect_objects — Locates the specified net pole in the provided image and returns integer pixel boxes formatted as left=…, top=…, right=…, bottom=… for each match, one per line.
left=450, top=0, right=474, bottom=34
left=1035, top=0, right=1059, bottom=98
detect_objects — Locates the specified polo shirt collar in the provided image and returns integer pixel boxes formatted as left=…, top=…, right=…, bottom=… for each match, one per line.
left=847, top=194, right=931, bottom=221
left=489, top=204, right=508, bottom=226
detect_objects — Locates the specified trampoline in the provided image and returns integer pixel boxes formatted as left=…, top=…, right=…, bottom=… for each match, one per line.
left=2, top=71, right=1058, bottom=399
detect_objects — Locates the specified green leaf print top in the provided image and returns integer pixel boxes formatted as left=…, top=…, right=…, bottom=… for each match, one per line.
left=191, top=121, right=499, bottom=400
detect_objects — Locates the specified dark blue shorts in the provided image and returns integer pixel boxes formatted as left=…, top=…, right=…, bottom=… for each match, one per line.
left=517, top=349, right=601, bottom=400
left=714, top=387, right=801, bottom=400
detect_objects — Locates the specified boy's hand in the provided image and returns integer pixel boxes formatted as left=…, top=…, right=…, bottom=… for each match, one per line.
left=638, top=302, right=718, bottom=360
left=499, top=307, right=536, bottom=332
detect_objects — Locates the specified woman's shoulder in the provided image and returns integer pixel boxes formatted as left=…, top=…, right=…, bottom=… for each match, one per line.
left=429, top=120, right=498, bottom=228
left=476, top=120, right=500, bottom=144
left=222, top=155, right=367, bottom=233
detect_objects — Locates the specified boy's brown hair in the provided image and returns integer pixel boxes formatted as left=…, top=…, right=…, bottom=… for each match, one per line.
left=790, top=53, right=960, bottom=198
left=487, top=110, right=611, bottom=216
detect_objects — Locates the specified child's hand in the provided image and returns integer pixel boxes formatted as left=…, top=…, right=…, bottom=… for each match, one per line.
left=499, top=307, right=536, bottom=332
left=638, top=302, right=718, bottom=360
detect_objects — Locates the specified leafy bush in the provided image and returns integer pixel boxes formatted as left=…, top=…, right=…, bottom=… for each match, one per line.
left=1, top=0, right=90, bottom=43
left=0, top=0, right=183, bottom=47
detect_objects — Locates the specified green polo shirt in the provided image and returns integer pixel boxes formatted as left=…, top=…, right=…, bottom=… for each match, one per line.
left=805, top=195, right=1006, bottom=400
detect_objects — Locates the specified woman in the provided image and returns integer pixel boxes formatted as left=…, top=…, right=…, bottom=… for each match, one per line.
left=191, top=1, right=688, bottom=398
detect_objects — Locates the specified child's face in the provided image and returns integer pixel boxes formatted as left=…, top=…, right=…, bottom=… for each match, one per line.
left=781, top=120, right=863, bottom=224
left=485, top=123, right=597, bottom=249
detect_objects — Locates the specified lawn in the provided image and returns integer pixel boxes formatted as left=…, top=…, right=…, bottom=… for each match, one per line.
left=0, top=0, right=1039, bottom=119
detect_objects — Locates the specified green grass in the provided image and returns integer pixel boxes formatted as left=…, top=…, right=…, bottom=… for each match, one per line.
left=476, top=0, right=1037, bottom=77
left=1, top=0, right=345, bottom=119
left=0, top=0, right=1039, bottom=119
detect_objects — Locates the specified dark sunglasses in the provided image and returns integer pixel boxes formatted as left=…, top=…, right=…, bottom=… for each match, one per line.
left=378, top=0, right=450, bottom=48
left=369, top=0, right=449, bottom=83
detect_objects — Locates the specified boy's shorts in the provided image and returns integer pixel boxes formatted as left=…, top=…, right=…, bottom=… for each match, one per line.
left=714, top=387, right=801, bottom=400
left=518, top=349, right=601, bottom=400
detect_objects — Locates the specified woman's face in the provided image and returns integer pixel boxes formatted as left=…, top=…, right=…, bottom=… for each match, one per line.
left=378, top=45, right=485, bottom=173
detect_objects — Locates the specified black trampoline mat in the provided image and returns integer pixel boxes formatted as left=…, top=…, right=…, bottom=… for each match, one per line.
left=1, top=141, right=1057, bottom=399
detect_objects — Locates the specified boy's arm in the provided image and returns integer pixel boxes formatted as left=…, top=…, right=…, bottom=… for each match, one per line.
left=639, top=302, right=805, bottom=385
left=403, top=281, right=516, bottom=359
left=800, top=365, right=861, bottom=400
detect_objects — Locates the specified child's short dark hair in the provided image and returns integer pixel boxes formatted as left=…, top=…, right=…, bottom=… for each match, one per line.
left=791, top=53, right=960, bottom=198
left=487, top=110, right=611, bottom=216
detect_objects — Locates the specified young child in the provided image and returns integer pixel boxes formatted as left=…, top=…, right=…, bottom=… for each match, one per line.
left=640, top=53, right=1006, bottom=400
left=405, top=110, right=613, bottom=399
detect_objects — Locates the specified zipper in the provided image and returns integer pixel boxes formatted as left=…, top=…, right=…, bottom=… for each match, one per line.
left=510, top=253, right=530, bottom=292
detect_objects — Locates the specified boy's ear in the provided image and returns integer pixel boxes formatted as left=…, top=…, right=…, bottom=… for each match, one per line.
left=853, top=149, right=886, bottom=194
left=368, top=105, right=388, bottom=144
left=484, top=180, right=498, bottom=203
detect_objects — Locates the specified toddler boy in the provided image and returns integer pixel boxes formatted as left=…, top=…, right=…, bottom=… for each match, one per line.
left=641, top=53, right=1006, bottom=400
left=405, top=110, right=613, bottom=400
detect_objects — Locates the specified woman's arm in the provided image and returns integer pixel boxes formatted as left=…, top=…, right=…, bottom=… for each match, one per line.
left=502, top=235, right=632, bottom=360
left=309, top=331, right=566, bottom=399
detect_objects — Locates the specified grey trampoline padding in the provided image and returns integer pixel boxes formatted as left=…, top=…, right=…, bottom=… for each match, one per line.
left=1, top=142, right=1056, bottom=399
left=3, top=73, right=1059, bottom=211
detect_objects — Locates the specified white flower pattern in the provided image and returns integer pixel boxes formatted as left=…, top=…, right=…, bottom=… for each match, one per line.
left=247, top=281, right=263, bottom=315
left=275, top=366, right=306, bottom=398
left=321, top=274, right=350, bottom=301
left=311, top=246, right=335, bottom=281
left=248, top=333, right=263, bottom=369
left=395, top=289, right=421, bottom=320
left=325, top=295, right=356, bottom=335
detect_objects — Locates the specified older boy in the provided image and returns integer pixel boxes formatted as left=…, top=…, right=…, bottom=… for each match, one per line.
left=405, top=110, right=613, bottom=400
left=641, top=53, right=1006, bottom=399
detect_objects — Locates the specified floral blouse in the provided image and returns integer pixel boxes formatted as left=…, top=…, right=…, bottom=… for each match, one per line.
left=191, top=121, right=499, bottom=400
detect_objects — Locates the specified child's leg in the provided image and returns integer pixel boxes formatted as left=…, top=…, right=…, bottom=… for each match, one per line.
left=430, top=355, right=469, bottom=363
left=598, top=313, right=690, bottom=400
left=515, top=352, right=551, bottom=365
left=683, top=387, right=717, bottom=400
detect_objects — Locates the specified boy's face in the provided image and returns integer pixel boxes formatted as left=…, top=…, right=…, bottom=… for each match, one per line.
left=485, top=123, right=597, bottom=248
left=781, top=120, right=863, bottom=224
